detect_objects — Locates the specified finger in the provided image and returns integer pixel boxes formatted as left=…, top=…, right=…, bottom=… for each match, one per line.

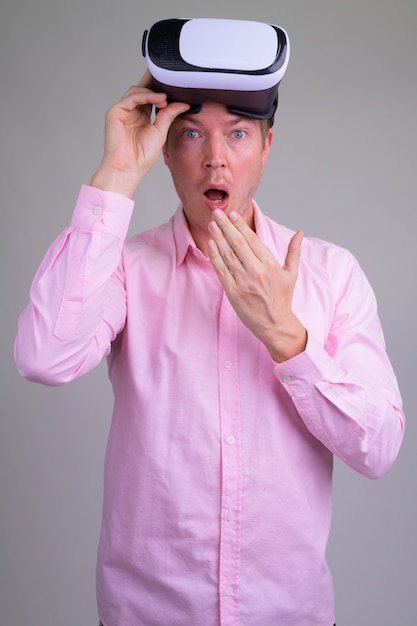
left=207, top=218, right=249, bottom=279
left=153, top=101, right=191, bottom=140
left=210, top=209, right=268, bottom=267
left=283, top=231, right=303, bottom=273
left=119, top=87, right=168, bottom=109
left=207, top=239, right=237, bottom=287
left=228, top=211, right=271, bottom=262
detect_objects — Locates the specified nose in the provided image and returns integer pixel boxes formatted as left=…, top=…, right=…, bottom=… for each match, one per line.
left=203, top=136, right=226, bottom=169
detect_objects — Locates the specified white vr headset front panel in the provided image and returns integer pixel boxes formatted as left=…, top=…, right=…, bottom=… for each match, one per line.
left=179, top=19, right=279, bottom=72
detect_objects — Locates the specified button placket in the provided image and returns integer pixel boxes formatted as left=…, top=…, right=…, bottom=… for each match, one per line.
left=217, top=292, right=242, bottom=624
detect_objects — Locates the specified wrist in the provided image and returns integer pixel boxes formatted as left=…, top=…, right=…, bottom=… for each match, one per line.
left=266, top=323, right=308, bottom=364
left=90, top=165, right=143, bottom=199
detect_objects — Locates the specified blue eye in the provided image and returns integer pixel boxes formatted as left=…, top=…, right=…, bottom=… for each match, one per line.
left=183, top=129, right=199, bottom=139
left=232, top=129, right=246, bottom=139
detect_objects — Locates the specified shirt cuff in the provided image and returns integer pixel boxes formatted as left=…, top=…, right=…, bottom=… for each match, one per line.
left=273, top=339, right=333, bottom=396
left=70, top=185, right=135, bottom=241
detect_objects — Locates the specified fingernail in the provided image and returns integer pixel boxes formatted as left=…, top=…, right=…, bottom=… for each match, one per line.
left=213, top=209, right=223, bottom=220
left=208, top=221, right=219, bottom=233
left=229, top=211, right=238, bottom=222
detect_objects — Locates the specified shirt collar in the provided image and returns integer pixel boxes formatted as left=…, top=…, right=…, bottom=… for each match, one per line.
left=172, top=205, right=202, bottom=267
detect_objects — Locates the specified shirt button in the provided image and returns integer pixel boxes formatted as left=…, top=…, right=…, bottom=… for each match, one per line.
left=224, top=586, right=233, bottom=596
left=224, top=360, right=232, bottom=369
left=282, top=375, right=292, bottom=383
left=93, top=206, right=103, bottom=215
left=226, top=435, right=235, bottom=445
left=84, top=268, right=91, bottom=277
left=226, top=511, right=234, bottom=522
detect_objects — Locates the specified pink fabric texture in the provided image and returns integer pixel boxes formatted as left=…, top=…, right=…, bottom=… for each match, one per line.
left=15, top=186, right=404, bottom=625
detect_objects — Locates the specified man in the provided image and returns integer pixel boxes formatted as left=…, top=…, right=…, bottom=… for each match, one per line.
left=15, top=67, right=404, bottom=625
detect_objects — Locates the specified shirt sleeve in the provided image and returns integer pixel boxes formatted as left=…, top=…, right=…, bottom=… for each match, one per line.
left=14, top=185, right=134, bottom=385
left=274, top=248, right=405, bottom=479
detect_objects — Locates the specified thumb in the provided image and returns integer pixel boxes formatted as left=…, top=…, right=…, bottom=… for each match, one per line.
left=153, top=102, right=190, bottom=139
left=283, top=231, right=303, bottom=273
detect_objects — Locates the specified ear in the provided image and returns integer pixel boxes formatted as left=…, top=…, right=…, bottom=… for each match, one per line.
left=162, top=143, right=170, bottom=169
left=261, top=128, right=274, bottom=167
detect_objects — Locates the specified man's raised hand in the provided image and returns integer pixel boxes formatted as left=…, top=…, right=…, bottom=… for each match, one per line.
left=90, top=71, right=189, bottom=197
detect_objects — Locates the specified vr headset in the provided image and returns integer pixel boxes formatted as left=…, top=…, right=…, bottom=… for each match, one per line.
left=142, top=18, right=290, bottom=123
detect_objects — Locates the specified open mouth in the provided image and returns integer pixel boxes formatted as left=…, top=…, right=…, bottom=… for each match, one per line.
left=204, top=188, right=228, bottom=205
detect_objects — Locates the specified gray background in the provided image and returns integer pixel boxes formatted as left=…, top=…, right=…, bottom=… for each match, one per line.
left=1, top=1, right=415, bottom=624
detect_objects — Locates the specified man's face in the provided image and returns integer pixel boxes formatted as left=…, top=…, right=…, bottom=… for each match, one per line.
left=163, top=102, right=273, bottom=255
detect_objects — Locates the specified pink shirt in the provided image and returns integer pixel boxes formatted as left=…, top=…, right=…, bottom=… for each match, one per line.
left=15, top=186, right=404, bottom=626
